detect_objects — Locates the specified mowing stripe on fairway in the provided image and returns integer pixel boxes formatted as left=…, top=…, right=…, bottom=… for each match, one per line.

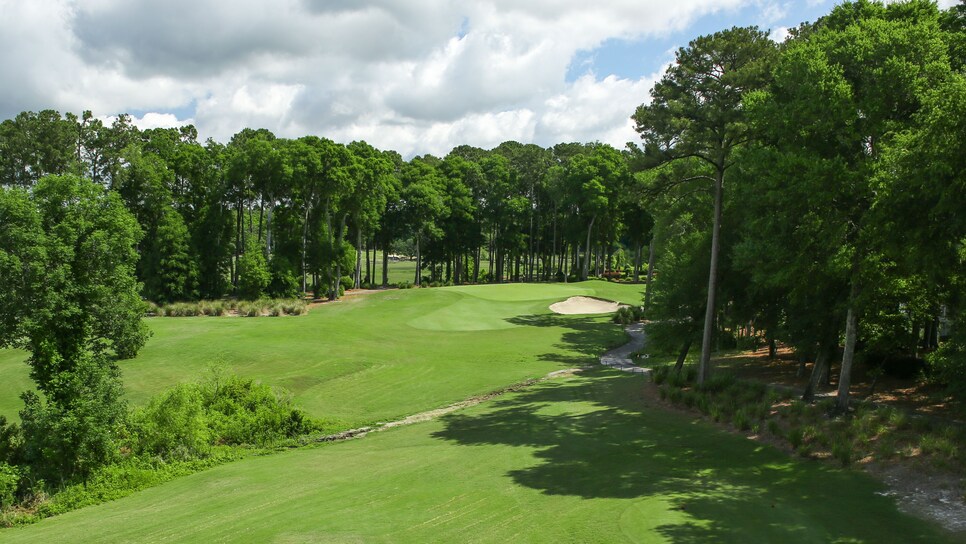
left=1, top=368, right=953, bottom=543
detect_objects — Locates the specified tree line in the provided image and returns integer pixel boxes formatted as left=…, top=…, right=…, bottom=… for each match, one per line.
left=0, top=115, right=655, bottom=304
left=633, top=0, right=965, bottom=411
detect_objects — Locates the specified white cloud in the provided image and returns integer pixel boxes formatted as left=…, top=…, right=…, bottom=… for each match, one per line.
left=0, top=0, right=823, bottom=156
left=769, top=26, right=791, bottom=42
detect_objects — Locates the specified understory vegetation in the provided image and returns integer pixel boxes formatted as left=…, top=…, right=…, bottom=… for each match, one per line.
left=144, top=298, right=308, bottom=317
left=0, top=371, right=322, bottom=527
left=651, top=365, right=965, bottom=471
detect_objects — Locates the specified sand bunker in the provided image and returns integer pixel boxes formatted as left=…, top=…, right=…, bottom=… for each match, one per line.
left=549, top=296, right=627, bottom=315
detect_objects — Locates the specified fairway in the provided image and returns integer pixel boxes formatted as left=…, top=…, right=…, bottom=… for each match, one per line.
left=2, top=368, right=951, bottom=543
left=0, top=281, right=643, bottom=428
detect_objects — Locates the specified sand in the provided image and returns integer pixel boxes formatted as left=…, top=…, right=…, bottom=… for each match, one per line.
left=549, top=296, right=627, bottom=315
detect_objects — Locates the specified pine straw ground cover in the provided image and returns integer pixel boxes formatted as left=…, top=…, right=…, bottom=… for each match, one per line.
left=650, top=364, right=966, bottom=534
left=652, top=366, right=964, bottom=470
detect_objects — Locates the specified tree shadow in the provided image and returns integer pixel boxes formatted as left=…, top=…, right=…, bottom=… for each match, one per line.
left=507, top=314, right=627, bottom=364
left=431, top=367, right=951, bottom=542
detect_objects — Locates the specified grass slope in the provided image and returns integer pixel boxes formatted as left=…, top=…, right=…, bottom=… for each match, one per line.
left=2, top=368, right=951, bottom=543
left=0, top=281, right=643, bottom=429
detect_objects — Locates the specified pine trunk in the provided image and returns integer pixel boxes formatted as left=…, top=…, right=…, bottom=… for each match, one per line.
left=698, top=169, right=724, bottom=384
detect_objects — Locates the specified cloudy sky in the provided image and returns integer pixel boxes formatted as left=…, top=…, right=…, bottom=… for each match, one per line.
left=0, top=0, right=958, bottom=157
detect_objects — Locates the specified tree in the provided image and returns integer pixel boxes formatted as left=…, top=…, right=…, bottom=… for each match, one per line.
left=747, top=0, right=953, bottom=411
left=564, top=144, right=629, bottom=281
left=237, top=236, right=271, bottom=300
left=633, top=26, right=777, bottom=383
left=0, top=174, right=147, bottom=482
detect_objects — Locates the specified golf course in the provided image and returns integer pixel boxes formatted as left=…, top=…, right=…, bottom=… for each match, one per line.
left=0, top=281, right=953, bottom=543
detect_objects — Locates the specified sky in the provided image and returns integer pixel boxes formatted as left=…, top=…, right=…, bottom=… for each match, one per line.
left=0, top=0, right=958, bottom=157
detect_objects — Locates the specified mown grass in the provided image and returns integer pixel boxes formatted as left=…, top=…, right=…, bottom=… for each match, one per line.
left=0, top=281, right=642, bottom=429
left=1, top=368, right=953, bottom=543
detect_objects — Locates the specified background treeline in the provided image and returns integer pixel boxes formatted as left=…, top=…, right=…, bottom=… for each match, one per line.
left=0, top=115, right=653, bottom=303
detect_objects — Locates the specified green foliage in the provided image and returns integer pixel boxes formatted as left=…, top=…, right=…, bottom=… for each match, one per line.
left=267, top=255, right=301, bottom=299
left=18, top=351, right=127, bottom=484
left=130, top=371, right=317, bottom=462
left=0, top=175, right=146, bottom=484
left=927, top=337, right=966, bottom=399
left=0, top=463, right=19, bottom=509
left=612, top=305, right=643, bottom=325
left=142, top=206, right=199, bottom=303
left=199, top=374, right=315, bottom=445
left=130, top=385, right=211, bottom=461
left=237, top=242, right=271, bottom=300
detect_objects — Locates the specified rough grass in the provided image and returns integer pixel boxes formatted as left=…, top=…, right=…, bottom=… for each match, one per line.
left=0, top=369, right=953, bottom=543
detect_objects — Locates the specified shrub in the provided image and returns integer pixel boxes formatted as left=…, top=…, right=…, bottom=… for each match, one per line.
left=130, top=385, right=211, bottom=461
left=651, top=365, right=671, bottom=385
left=281, top=299, right=307, bottom=315
left=237, top=301, right=261, bottom=317
left=612, top=306, right=643, bottom=325
left=766, top=419, right=782, bottom=436
left=144, top=301, right=161, bottom=316
left=267, top=255, right=300, bottom=299
left=919, top=430, right=959, bottom=460
left=832, top=440, right=854, bottom=467
left=927, top=339, right=966, bottom=399
left=396, top=281, right=414, bottom=289
left=695, top=374, right=736, bottom=394
left=0, top=463, right=20, bottom=509
left=731, top=408, right=751, bottom=431
left=787, top=426, right=805, bottom=449
left=128, top=372, right=319, bottom=461
left=199, top=374, right=315, bottom=445
left=237, top=246, right=271, bottom=300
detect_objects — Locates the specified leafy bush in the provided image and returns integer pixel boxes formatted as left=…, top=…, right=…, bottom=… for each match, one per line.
left=130, top=385, right=211, bottom=461
left=927, top=339, right=966, bottom=399
left=18, top=351, right=127, bottom=483
left=237, top=245, right=271, bottom=300
left=128, top=372, right=319, bottom=461
left=0, top=463, right=20, bottom=508
left=396, top=281, right=414, bottom=289
left=267, top=255, right=301, bottom=299
left=199, top=374, right=315, bottom=445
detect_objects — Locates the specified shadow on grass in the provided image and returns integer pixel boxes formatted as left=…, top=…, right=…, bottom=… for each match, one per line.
left=431, top=367, right=951, bottom=543
left=507, top=314, right=627, bottom=366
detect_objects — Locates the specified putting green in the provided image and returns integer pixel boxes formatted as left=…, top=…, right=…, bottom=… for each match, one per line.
left=1, top=369, right=952, bottom=543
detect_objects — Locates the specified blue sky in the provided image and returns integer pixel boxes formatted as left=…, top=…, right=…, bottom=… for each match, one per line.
left=567, top=1, right=834, bottom=82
